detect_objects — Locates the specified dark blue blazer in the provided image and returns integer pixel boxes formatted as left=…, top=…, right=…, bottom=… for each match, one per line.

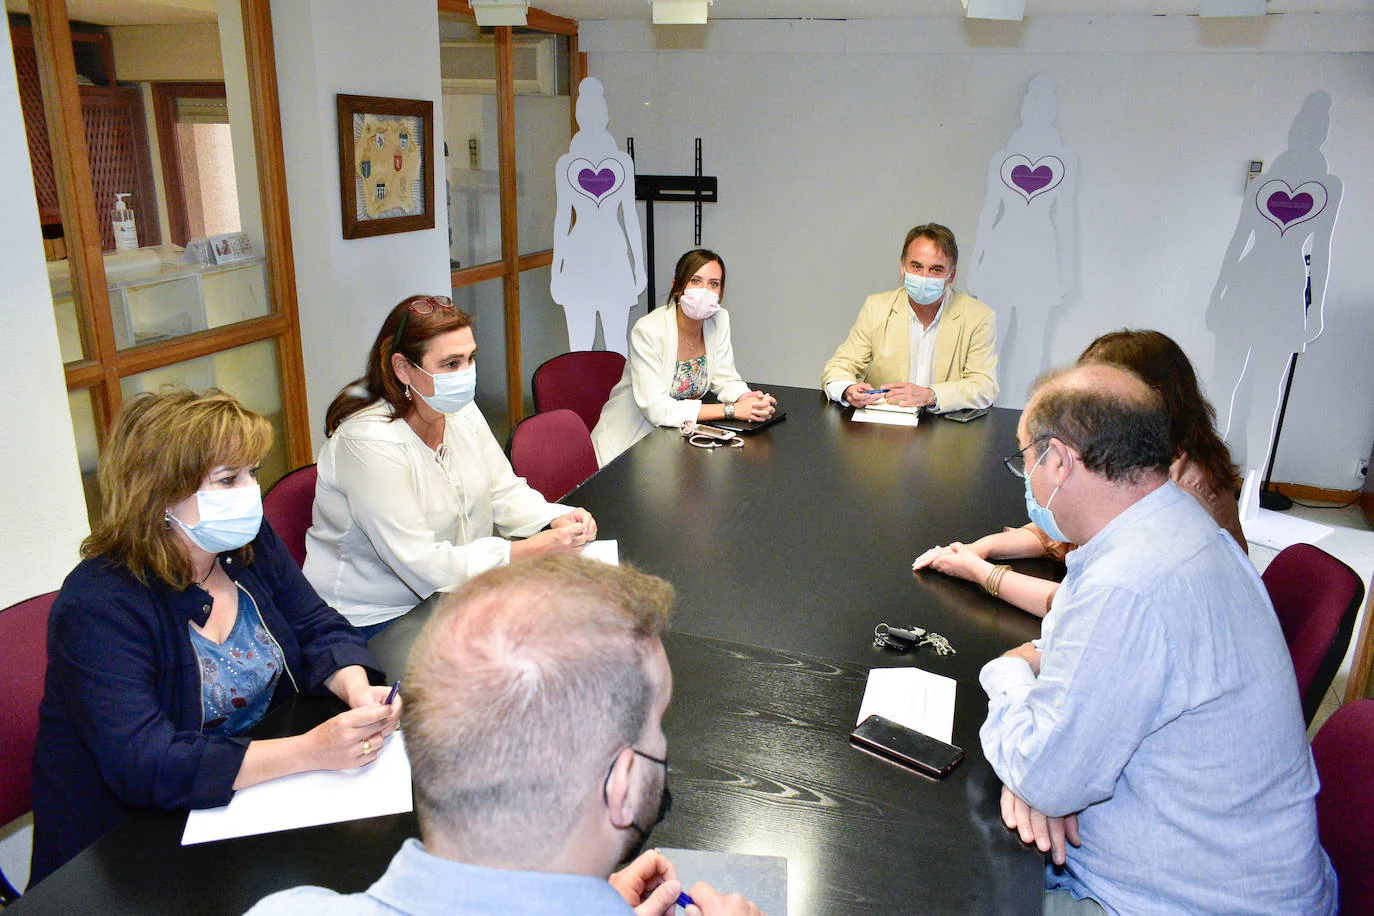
left=30, top=521, right=381, bottom=885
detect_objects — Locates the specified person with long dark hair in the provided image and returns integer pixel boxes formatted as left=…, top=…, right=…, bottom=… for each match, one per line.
left=913, top=329, right=1245, bottom=617
left=592, top=249, right=775, bottom=465
left=307, top=296, right=596, bottom=636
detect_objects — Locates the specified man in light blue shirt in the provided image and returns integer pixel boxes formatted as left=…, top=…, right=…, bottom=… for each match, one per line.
left=246, top=557, right=760, bottom=916
left=980, top=364, right=1336, bottom=915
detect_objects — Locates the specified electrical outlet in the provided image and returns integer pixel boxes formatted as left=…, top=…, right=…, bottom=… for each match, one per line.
left=1358, top=458, right=1370, bottom=482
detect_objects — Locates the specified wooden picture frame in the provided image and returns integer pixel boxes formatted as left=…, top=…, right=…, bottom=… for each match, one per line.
left=336, top=94, right=434, bottom=239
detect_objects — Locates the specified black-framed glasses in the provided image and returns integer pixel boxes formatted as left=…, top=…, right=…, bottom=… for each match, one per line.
left=393, top=295, right=455, bottom=349
left=1002, top=437, right=1051, bottom=479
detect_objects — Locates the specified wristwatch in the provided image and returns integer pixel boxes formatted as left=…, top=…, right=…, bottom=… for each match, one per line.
left=724, top=402, right=736, bottom=420
left=928, top=389, right=940, bottom=413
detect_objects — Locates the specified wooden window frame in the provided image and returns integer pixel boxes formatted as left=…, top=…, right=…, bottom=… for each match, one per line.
left=29, top=0, right=311, bottom=471
left=437, top=1, right=581, bottom=431
left=150, top=81, right=229, bottom=248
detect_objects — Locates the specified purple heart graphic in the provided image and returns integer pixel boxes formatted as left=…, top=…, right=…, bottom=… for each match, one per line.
left=1265, top=191, right=1314, bottom=226
left=1011, top=165, right=1054, bottom=195
left=578, top=168, right=617, bottom=201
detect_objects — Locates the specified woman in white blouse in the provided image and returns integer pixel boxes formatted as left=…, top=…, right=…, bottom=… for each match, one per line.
left=305, top=295, right=597, bottom=636
left=592, top=249, right=775, bottom=465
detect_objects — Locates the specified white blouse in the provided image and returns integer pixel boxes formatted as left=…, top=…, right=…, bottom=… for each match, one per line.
left=304, top=400, right=565, bottom=627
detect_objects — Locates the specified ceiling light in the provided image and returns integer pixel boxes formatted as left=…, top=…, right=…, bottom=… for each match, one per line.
left=651, top=0, right=712, bottom=25
left=1197, top=0, right=1267, bottom=16
left=962, top=0, right=1026, bottom=20
left=471, top=0, right=529, bottom=27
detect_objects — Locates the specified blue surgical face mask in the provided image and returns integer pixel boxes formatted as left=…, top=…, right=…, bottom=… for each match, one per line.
left=411, top=363, right=476, bottom=415
left=904, top=272, right=948, bottom=307
left=168, top=485, right=263, bottom=555
left=1023, top=446, right=1069, bottom=542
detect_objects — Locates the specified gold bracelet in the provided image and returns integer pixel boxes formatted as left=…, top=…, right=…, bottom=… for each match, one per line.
left=984, top=565, right=1011, bottom=597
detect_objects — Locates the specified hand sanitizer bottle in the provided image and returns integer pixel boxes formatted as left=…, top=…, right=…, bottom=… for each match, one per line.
left=112, top=193, right=138, bottom=251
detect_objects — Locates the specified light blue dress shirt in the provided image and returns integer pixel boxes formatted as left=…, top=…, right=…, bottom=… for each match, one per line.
left=244, top=838, right=637, bottom=915
left=980, top=482, right=1337, bottom=915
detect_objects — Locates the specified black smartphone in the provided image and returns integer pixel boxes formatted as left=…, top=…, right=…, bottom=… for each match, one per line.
left=850, top=714, right=964, bottom=779
left=942, top=407, right=989, bottom=423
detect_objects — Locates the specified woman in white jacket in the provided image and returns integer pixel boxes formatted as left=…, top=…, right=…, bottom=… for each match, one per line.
left=305, top=296, right=596, bottom=636
left=592, top=249, right=775, bottom=465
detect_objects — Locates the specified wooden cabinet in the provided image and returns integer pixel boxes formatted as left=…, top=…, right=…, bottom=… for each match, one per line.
left=11, top=23, right=159, bottom=249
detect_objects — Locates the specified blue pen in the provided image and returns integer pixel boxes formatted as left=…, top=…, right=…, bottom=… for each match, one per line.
left=385, top=680, right=402, bottom=705
left=677, top=891, right=696, bottom=910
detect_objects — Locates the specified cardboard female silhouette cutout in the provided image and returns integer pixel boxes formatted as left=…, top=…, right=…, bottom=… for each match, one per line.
left=1207, top=91, right=1342, bottom=474
left=967, top=75, right=1079, bottom=406
left=551, top=79, right=647, bottom=355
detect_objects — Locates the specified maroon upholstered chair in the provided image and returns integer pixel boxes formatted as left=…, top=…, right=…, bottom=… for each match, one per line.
left=0, top=590, right=56, bottom=902
left=509, top=410, right=599, bottom=503
left=1312, top=698, right=1374, bottom=916
left=531, top=350, right=627, bottom=433
left=1262, top=543, right=1364, bottom=726
left=262, top=464, right=319, bottom=569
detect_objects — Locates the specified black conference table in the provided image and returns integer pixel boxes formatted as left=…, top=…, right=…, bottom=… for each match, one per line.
left=14, top=385, right=1051, bottom=914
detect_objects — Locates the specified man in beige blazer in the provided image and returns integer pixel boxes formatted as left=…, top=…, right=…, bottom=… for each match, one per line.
left=822, top=224, right=999, bottom=413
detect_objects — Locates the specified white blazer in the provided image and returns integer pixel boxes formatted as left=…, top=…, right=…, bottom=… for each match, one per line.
left=592, top=304, right=750, bottom=466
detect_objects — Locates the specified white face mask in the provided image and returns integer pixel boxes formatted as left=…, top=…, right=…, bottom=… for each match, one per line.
left=678, top=288, right=721, bottom=321
left=410, top=363, right=477, bottom=414
left=167, top=485, right=263, bottom=554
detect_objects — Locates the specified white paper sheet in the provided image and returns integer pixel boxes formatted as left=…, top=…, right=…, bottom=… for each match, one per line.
left=865, top=401, right=919, bottom=414
left=580, top=539, right=619, bottom=565
left=856, top=667, right=957, bottom=744
left=851, top=408, right=920, bottom=427
left=182, top=731, right=413, bottom=845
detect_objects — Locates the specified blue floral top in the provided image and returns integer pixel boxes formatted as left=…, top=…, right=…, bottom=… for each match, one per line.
left=671, top=354, right=709, bottom=400
left=189, top=586, right=286, bottom=736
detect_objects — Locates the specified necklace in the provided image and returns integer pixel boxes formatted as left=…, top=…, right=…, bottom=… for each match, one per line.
left=197, top=560, right=217, bottom=585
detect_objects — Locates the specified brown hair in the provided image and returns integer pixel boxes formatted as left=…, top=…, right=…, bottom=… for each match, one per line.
left=1079, top=329, right=1241, bottom=493
left=667, top=249, right=726, bottom=308
left=325, top=295, right=473, bottom=435
left=900, top=223, right=959, bottom=268
left=404, top=555, right=675, bottom=863
left=81, top=388, right=273, bottom=588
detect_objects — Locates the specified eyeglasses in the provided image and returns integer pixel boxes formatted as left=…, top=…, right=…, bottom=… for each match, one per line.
left=601, top=746, right=669, bottom=805
left=393, top=295, right=455, bottom=350
left=1002, top=437, right=1051, bottom=479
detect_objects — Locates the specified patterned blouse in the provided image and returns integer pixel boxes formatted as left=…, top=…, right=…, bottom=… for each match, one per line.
left=671, top=354, right=709, bottom=400
left=189, top=585, right=287, bottom=736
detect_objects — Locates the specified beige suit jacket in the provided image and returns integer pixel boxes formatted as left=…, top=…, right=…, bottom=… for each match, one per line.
left=821, top=289, right=999, bottom=412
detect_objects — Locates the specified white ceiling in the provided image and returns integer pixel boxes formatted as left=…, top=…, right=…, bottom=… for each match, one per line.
left=5, top=0, right=1368, bottom=28
left=5, top=0, right=216, bottom=26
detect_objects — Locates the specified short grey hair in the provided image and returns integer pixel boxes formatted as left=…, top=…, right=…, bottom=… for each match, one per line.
left=402, top=555, right=674, bottom=864
left=1025, top=364, right=1172, bottom=485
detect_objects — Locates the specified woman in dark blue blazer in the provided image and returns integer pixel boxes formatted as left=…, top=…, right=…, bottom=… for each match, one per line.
left=30, top=388, right=400, bottom=885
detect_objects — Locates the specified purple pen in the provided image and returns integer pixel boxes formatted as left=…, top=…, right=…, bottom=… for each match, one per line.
left=676, top=891, right=696, bottom=910
left=385, top=681, right=402, bottom=705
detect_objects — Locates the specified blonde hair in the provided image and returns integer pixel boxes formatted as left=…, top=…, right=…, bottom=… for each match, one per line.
left=82, top=387, right=273, bottom=588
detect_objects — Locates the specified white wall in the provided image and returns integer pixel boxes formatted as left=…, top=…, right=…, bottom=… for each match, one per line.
left=582, top=13, right=1374, bottom=490
left=272, top=0, right=452, bottom=452
left=0, top=14, right=90, bottom=891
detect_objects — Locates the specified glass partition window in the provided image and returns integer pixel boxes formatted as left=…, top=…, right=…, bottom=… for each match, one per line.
left=514, top=33, right=570, bottom=256
left=439, top=16, right=501, bottom=270
left=454, top=278, right=510, bottom=440
left=120, top=339, right=290, bottom=488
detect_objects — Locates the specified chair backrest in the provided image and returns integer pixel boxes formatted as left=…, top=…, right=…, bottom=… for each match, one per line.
left=262, top=464, right=319, bottom=569
left=531, top=350, right=627, bottom=433
left=1262, top=543, right=1365, bottom=725
left=1312, top=698, right=1374, bottom=916
left=0, top=591, right=56, bottom=829
left=509, top=410, right=599, bottom=503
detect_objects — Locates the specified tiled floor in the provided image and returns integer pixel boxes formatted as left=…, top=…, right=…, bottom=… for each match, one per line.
left=1245, top=498, right=1374, bottom=738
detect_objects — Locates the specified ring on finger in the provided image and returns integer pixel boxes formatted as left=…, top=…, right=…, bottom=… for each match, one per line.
left=362, top=739, right=373, bottom=755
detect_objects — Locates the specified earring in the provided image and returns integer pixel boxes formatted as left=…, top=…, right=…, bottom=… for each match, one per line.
left=404, top=384, right=413, bottom=401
